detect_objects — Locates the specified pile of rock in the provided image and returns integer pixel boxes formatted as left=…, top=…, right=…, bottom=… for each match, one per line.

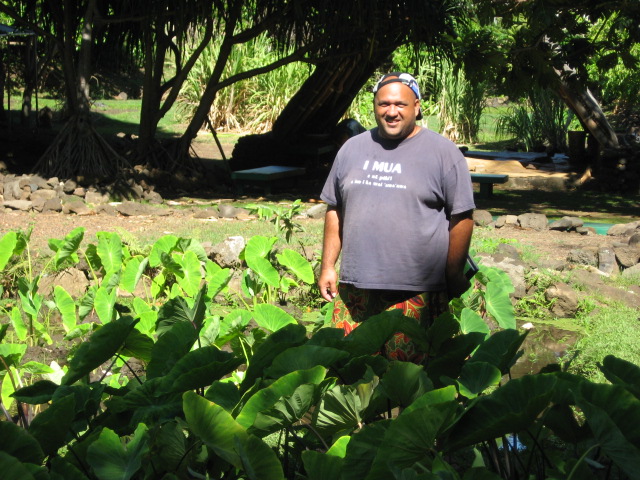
left=472, top=209, right=640, bottom=318
left=0, top=171, right=165, bottom=214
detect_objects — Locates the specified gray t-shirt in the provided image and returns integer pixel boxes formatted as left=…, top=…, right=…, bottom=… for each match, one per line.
left=321, top=127, right=475, bottom=291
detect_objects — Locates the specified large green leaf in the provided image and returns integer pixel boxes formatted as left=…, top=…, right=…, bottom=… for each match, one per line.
left=62, top=316, right=138, bottom=385
left=120, top=256, right=148, bottom=294
left=94, top=286, right=117, bottom=324
left=484, top=271, right=515, bottom=329
left=28, top=393, right=76, bottom=457
left=184, top=391, right=284, bottom=480
left=313, top=372, right=378, bottom=437
left=121, top=329, right=154, bottom=363
left=0, top=452, right=36, bottom=480
left=12, top=380, right=59, bottom=404
left=204, top=260, right=231, bottom=298
left=0, top=421, right=44, bottom=464
left=155, top=286, right=207, bottom=335
left=456, top=361, right=501, bottom=399
left=160, top=346, right=241, bottom=394
left=86, top=424, right=149, bottom=480
left=205, top=381, right=241, bottom=412
left=0, top=231, right=18, bottom=271
left=341, top=421, right=392, bottom=480
left=342, top=310, right=429, bottom=356
left=236, top=366, right=326, bottom=429
left=0, top=343, right=27, bottom=369
left=443, top=374, right=557, bottom=451
left=379, top=361, right=433, bottom=408
left=235, top=434, right=285, bottom=480
left=54, top=286, right=77, bottom=333
left=403, top=386, right=458, bottom=415
left=48, top=456, right=88, bottom=480
left=459, top=308, right=490, bottom=336
left=173, top=250, right=202, bottom=296
left=53, top=227, right=84, bottom=268
left=265, top=345, right=349, bottom=379
left=9, top=306, right=27, bottom=341
left=469, top=329, right=527, bottom=374
left=577, top=382, right=640, bottom=477
left=599, top=355, right=640, bottom=399
left=107, top=378, right=182, bottom=425
left=96, top=232, right=123, bottom=275
left=244, top=235, right=277, bottom=259
left=366, top=402, right=458, bottom=479
left=240, top=323, right=307, bottom=394
left=252, top=304, right=297, bottom=332
left=302, top=450, right=343, bottom=480
left=425, top=333, right=485, bottom=388
left=246, top=256, right=280, bottom=288
left=251, top=383, right=319, bottom=436
left=149, top=235, right=179, bottom=267
left=147, top=320, right=198, bottom=379
left=276, top=249, right=314, bottom=284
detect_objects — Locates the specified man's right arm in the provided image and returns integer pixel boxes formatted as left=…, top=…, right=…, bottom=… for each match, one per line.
left=318, top=206, right=342, bottom=301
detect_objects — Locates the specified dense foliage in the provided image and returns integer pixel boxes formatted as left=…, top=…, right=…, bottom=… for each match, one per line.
left=1, top=226, right=640, bottom=479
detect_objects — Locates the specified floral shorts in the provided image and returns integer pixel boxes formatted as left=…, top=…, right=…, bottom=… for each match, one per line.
left=332, top=283, right=449, bottom=363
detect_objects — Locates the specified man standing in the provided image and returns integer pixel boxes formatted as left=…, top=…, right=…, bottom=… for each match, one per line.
left=317, top=72, right=475, bottom=362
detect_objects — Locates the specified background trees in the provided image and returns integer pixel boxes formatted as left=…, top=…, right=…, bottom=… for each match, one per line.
left=0, top=0, right=638, bottom=180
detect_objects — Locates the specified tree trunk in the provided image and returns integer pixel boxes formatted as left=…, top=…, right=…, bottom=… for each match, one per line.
left=21, top=36, right=37, bottom=127
left=554, top=77, right=619, bottom=150
left=231, top=50, right=392, bottom=170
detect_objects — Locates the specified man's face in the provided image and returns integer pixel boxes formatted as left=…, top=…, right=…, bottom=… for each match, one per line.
left=374, top=81, right=420, bottom=140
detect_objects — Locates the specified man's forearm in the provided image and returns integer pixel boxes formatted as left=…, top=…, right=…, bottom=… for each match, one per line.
left=318, top=206, right=342, bottom=300
left=321, top=207, right=342, bottom=270
left=446, top=211, right=474, bottom=298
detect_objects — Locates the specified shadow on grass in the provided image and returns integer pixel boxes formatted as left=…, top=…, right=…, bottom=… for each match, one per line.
left=476, top=188, right=639, bottom=222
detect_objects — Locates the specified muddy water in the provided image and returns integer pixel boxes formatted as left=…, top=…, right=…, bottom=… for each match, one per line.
left=510, top=323, right=580, bottom=378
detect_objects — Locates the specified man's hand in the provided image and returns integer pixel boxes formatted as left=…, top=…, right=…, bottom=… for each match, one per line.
left=318, top=267, right=338, bottom=302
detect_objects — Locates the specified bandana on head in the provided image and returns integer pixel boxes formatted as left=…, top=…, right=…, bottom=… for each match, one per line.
left=372, top=72, right=422, bottom=120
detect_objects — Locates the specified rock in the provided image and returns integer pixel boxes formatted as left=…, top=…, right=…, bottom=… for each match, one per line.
left=43, top=197, right=62, bottom=212
left=115, top=91, right=128, bottom=101
left=571, top=268, right=640, bottom=308
left=549, top=216, right=583, bottom=231
left=622, top=263, right=640, bottom=278
left=495, top=243, right=521, bottom=261
left=505, top=214, right=518, bottom=226
left=575, top=226, right=597, bottom=235
left=95, top=204, right=118, bottom=215
left=38, top=268, right=89, bottom=297
left=219, top=204, right=248, bottom=219
left=545, top=282, right=579, bottom=318
left=614, top=246, right=640, bottom=268
left=629, top=233, right=640, bottom=247
left=143, top=190, right=163, bottom=204
left=306, top=203, right=328, bottom=220
left=30, top=189, right=57, bottom=202
left=210, top=236, right=245, bottom=268
left=3, top=200, right=32, bottom=211
left=517, top=212, right=548, bottom=230
left=63, top=179, right=77, bottom=193
left=598, top=247, right=619, bottom=275
left=115, top=201, right=151, bottom=216
left=64, top=200, right=93, bottom=216
left=193, top=207, right=220, bottom=219
left=73, top=187, right=86, bottom=197
left=607, top=221, right=640, bottom=236
left=567, top=247, right=598, bottom=266
left=85, top=191, right=111, bottom=205
left=3, top=180, right=21, bottom=200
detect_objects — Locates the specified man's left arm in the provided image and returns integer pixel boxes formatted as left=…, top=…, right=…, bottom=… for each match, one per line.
left=446, top=210, right=474, bottom=299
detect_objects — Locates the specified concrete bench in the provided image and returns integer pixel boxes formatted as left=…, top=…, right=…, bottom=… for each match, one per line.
left=470, top=173, right=509, bottom=198
left=231, top=165, right=306, bottom=195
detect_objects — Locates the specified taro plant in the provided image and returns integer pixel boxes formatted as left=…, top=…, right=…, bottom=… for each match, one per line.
left=245, top=199, right=306, bottom=243
left=238, top=235, right=314, bottom=306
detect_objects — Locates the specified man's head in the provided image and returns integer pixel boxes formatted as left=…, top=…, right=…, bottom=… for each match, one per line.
left=372, top=72, right=422, bottom=140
